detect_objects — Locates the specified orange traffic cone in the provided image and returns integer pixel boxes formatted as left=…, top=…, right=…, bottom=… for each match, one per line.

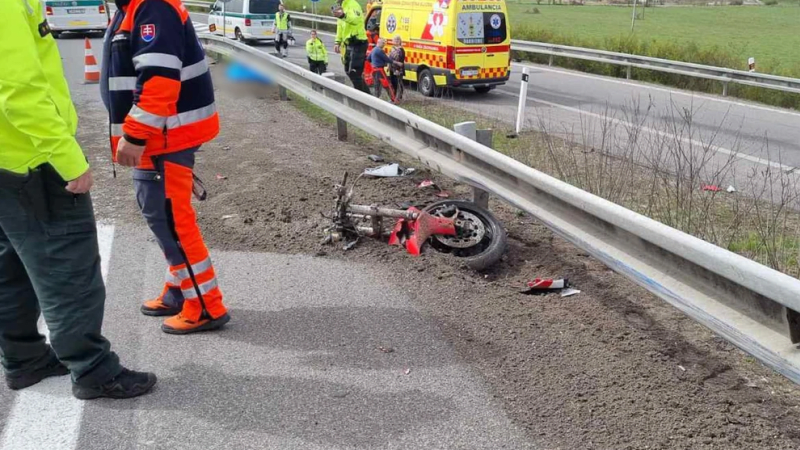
left=84, top=38, right=100, bottom=84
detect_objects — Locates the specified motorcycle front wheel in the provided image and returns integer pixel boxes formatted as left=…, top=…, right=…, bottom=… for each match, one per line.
left=423, top=200, right=507, bottom=271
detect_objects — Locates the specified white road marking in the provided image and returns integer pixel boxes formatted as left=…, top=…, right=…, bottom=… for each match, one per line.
left=511, top=62, right=800, bottom=119
left=497, top=89, right=795, bottom=172
left=1, top=224, right=116, bottom=450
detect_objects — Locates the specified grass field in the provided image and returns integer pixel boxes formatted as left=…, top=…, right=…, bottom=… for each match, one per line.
left=508, top=4, right=800, bottom=71
left=285, top=0, right=800, bottom=73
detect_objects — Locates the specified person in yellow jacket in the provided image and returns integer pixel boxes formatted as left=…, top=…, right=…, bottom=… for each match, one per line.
left=0, top=0, right=156, bottom=400
left=332, top=0, right=370, bottom=93
left=306, top=29, right=329, bottom=75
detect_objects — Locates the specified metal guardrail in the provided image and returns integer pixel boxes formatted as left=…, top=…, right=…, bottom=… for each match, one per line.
left=511, top=40, right=800, bottom=97
left=199, top=34, right=800, bottom=384
left=185, top=1, right=800, bottom=98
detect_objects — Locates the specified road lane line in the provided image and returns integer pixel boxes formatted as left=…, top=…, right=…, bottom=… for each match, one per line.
left=0, top=224, right=115, bottom=450
left=510, top=62, right=800, bottom=119
left=496, top=90, right=795, bottom=172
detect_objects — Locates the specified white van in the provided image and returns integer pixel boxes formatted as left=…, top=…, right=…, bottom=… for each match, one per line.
left=45, top=0, right=109, bottom=38
left=208, top=0, right=281, bottom=43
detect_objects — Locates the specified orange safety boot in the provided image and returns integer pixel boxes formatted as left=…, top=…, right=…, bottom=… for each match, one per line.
left=141, top=288, right=183, bottom=317
left=161, top=312, right=231, bottom=335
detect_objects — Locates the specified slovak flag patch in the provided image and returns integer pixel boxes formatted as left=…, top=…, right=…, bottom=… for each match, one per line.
left=140, top=24, right=156, bottom=42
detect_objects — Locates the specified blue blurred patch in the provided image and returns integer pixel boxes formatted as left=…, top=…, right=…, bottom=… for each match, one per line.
left=225, top=61, right=273, bottom=84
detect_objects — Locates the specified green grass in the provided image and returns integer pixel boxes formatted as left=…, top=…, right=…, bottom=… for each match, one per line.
left=285, top=1, right=800, bottom=72
left=509, top=4, right=800, bottom=72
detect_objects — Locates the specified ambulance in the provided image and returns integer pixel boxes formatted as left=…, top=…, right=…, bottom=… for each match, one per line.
left=44, top=0, right=110, bottom=38
left=208, top=0, right=282, bottom=43
left=364, top=0, right=511, bottom=96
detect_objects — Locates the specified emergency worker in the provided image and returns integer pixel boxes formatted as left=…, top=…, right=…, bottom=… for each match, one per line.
left=0, top=0, right=155, bottom=399
left=273, top=4, right=292, bottom=57
left=332, top=0, right=370, bottom=93
left=306, top=29, right=328, bottom=74
left=101, top=0, right=230, bottom=334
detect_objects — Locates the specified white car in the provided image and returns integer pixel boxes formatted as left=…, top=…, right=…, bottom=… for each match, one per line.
left=208, top=0, right=281, bottom=43
left=46, top=0, right=109, bottom=38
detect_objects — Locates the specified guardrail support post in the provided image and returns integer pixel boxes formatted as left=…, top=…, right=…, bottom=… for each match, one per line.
left=626, top=65, right=632, bottom=80
left=548, top=55, right=553, bottom=67
left=278, top=85, right=288, bottom=101
left=453, top=122, right=491, bottom=209
left=473, top=129, right=493, bottom=209
left=334, top=75, right=348, bottom=141
left=722, top=81, right=729, bottom=97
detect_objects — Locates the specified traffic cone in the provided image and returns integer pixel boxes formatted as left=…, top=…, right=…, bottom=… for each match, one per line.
left=84, top=38, right=100, bottom=84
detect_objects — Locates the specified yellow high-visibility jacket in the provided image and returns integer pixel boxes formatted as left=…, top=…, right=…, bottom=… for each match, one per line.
left=0, top=0, right=88, bottom=181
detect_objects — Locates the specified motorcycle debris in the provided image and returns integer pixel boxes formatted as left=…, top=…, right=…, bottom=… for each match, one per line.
left=368, top=154, right=385, bottom=162
left=435, top=191, right=450, bottom=198
left=418, top=179, right=437, bottom=189
left=343, top=238, right=359, bottom=251
left=404, top=368, right=412, bottom=376
left=560, top=288, right=581, bottom=298
left=221, top=214, right=239, bottom=220
left=377, top=346, right=395, bottom=353
left=726, top=185, right=736, bottom=193
left=363, top=163, right=415, bottom=177
left=522, top=278, right=569, bottom=295
left=216, top=174, right=228, bottom=180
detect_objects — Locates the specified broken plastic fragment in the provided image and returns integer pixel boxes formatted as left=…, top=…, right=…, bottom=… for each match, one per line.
left=364, top=163, right=408, bottom=177
left=560, top=288, right=581, bottom=298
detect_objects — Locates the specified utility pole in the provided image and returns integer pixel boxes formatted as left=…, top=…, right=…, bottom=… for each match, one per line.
left=631, top=0, right=637, bottom=32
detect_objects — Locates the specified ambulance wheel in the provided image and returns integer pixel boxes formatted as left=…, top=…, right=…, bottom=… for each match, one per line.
left=51, top=31, right=62, bottom=39
left=474, top=86, right=493, bottom=94
left=235, top=28, right=245, bottom=42
left=423, top=200, right=507, bottom=271
left=418, top=69, right=438, bottom=97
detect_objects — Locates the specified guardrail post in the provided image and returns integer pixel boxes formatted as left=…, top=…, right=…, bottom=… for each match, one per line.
left=278, top=85, right=288, bottom=101
left=334, top=75, right=348, bottom=141
left=473, top=129, right=493, bottom=209
left=722, top=81, right=729, bottom=97
left=626, top=65, right=632, bottom=80
left=453, top=122, right=490, bottom=209
left=548, top=55, right=553, bottom=67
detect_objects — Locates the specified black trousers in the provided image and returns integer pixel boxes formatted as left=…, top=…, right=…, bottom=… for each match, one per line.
left=308, top=59, right=327, bottom=75
left=0, top=164, right=121, bottom=387
left=344, top=40, right=370, bottom=94
left=275, top=32, right=289, bottom=53
left=390, top=73, right=404, bottom=100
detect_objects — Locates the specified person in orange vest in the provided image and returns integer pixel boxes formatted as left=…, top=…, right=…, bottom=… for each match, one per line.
left=100, top=0, right=230, bottom=334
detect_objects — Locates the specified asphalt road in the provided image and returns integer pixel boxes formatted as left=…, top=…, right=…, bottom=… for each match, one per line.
left=192, top=11, right=800, bottom=181
left=0, top=35, right=534, bottom=450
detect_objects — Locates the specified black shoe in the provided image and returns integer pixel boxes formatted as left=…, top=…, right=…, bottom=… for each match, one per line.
left=5, top=358, right=69, bottom=391
left=72, top=368, right=157, bottom=400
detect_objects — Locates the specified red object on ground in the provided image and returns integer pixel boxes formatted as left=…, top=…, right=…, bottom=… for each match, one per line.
left=388, top=207, right=456, bottom=256
left=702, top=185, right=721, bottom=192
left=527, top=278, right=567, bottom=290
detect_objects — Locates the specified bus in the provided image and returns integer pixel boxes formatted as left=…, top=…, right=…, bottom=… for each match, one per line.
left=45, top=0, right=110, bottom=38
left=208, top=0, right=282, bottom=43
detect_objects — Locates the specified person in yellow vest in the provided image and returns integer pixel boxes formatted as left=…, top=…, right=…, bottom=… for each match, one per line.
left=306, top=29, right=329, bottom=74
left=272, top=3, right=292, bottom=57
left=0, top=0, right=156, bottom=399
left=332, top=0, right=369, bottom=93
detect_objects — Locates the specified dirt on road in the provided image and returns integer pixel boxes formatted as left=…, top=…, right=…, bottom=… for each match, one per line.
left=79, top=72, right=800, bottom=450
